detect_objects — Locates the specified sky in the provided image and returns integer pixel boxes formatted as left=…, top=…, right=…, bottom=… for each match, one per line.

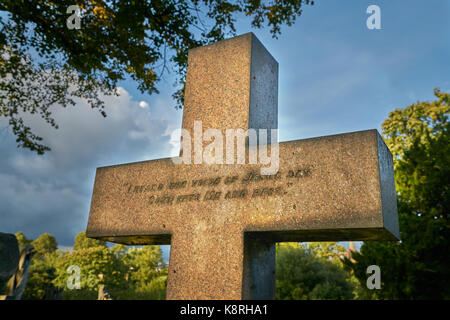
left=1, top=0, right=449, bottom=258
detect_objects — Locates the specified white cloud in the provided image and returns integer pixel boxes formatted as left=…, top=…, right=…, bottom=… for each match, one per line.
left=0, top=86, right=175, bottom=246
left=9, top=153, right=53, bottom=175
left=139, top=101, right=149, bottom=109
left=168, top=128, right=181, bottom=158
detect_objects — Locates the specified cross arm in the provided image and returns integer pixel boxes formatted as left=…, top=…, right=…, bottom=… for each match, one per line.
left=86, top=129, right=399, bottom=244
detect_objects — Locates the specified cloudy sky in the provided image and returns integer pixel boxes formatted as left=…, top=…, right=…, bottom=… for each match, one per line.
left=1, top=0, right=449, bottom=256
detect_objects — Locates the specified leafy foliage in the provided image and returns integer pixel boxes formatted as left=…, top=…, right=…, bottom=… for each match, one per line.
left=21, top=253, right=59, bottom=300
left=14, top=231, right=32, bottom=252
left=17, top=231, right=167, bottom=300
left=116, top=246, right=167, bottom=300
left=21, top=233, right=59, bottom=299
left=0, top=0, right=314, bottom=154
left=122, top=246, right=167, bottom=292
left=308, top=242, right=347, bottom=260
left=344, top=89, right=450, bottom=299
left=382, top=88, right=449, bottom=216
left=53, top=246, right=126, bottom=295
left=31, top=232, right=58, bottom=255
left=73, top=231, right=107, bottom=251
left=276, top=242, right=354, bottom=300
left=0, top=44, right=110, bottom=154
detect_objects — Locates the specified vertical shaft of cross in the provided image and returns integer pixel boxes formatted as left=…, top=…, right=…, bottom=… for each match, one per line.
left=167, top=228, right=276, bottom=299
left=166, top=32, right=279, bottom=299
left=166, top=224, right=245, bottom=299
left=181, top=32, right=278, bottom=154
left=242, top=234, right=276, bottom=299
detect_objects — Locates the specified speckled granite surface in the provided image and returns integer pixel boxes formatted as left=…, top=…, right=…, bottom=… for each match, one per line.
left=86, top=33, right=399, bottom=300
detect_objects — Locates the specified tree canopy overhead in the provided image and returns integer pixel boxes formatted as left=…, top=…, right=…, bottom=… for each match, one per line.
left=0, top=0, right=314, bottom=154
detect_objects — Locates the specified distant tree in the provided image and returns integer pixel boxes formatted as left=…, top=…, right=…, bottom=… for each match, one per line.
left=276, top=243, right=354, bottom=300
left=21, top=253, right=59, bottom=300
left=31, top=233, right=57, bottom=256
left=0, top=0, right=314, bottom=154
left=53, top=245, right=126, bottom=299
left=344, top=89, right=450, bottom=299
left=14, top=231, right=32, bottom=252
left=17, top=231, right=169, bottom=299
left=122, top=246, right=167, bottom=297
left=73, top=231, right=107, bottom=251
left=110, top=243, right=128, bottom=260
left=21, top=233, right=59, bottom=299
left=308, top=242, right=347, bottom=260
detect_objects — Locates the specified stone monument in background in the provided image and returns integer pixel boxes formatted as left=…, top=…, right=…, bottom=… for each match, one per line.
left=0, top=232, right=35, bottom=300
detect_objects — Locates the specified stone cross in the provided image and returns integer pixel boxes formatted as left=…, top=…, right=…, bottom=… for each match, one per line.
left=86, top=33, right=399, bottom=300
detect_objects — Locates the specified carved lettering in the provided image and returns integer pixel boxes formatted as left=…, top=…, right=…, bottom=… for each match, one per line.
left=204, top=190, right=222, bottom=201
left=149, top=194, right=174, bottom=205
left=169, top=181, right=187, bottom=189
left=242, top=170, right=282, bottom=184
left=125, top=183, right=164, bottom=194
left=286, top=168, right=311, bottom=178
left=123, top=167, right=311, bottom=206
left=224, top=189, right=248, bottom=199
left=224, top=175, right=239, bottom=185
left=192, top=177, right=222, bottom=187
left=177, top=193, right=201, bottom=203
left=252, top=186, right=283, bottom=198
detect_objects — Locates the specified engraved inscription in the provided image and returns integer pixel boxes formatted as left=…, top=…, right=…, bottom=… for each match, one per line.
left=252, top=186, right=283, bottom=198
left=149, top=194, right=174, bottom=205
left=169, top=180, right=187, bottom=189
left=241, top=171, right=282, bottom=184
left=177, top=193, right=201, bottom=203
left=122, top=167, right=312, bottom=207
left=204, top=190, right=222, bottom=201
left=192, top=177, right=222, bottom=187
left=225, top=189, right=248, bottom=199
left=286, top=168, right=311, bottom=178
left=125, top=183, right=164, bottom=193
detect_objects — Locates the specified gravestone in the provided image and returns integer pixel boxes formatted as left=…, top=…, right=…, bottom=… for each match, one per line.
left=1, top=244, right=35, bottom=300
left=86, top=33, right=399, bottom=300
left=0, top=233, right=20, bottom=282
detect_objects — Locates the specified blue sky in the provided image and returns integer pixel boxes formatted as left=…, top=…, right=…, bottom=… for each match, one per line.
left=0, top=0, right=449, bottom=257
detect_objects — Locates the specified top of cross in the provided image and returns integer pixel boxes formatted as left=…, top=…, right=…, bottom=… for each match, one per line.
left=181, top=32, right=278, bottom=136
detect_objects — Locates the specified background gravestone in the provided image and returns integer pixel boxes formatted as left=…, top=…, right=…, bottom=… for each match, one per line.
left=0, top=232, right=20, bottom=284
